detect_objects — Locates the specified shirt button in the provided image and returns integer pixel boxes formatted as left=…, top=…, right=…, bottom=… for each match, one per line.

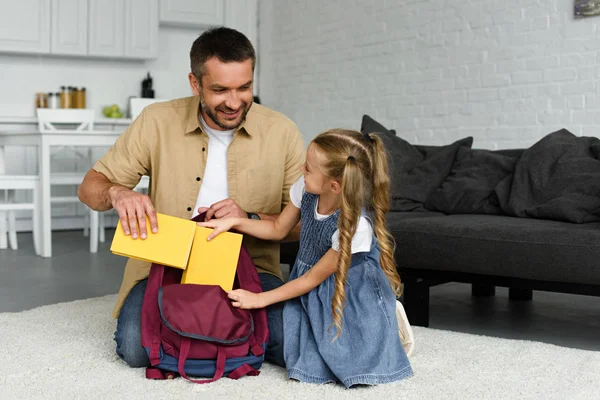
left=187, top=207, right=192, bottom=211
left=202, top=147, right=205, bottom=151
left=196, top=177, right=201, bottom=181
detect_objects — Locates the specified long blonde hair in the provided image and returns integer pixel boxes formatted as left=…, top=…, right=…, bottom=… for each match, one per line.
left=311, top=129, right=402, bottom=340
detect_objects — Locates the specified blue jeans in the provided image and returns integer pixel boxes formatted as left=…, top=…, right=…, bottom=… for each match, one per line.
left=114, top=272, right=286, bottom=368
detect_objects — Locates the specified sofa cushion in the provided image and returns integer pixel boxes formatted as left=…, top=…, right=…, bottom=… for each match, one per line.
left=497, top=129, right=600, bottom=223
left=386, top=211, right=446, bottom=224
left=360, top=114, right=396, bottom=138
left=390, top=214, right=600, bottom=285
left=390, top=136, right=473, bottom=211
left=424, top=147, right=518, bottom=215
left=359, top=114, right=473, bottom=211
left=493, top=148, right=525, bottom=159
left=280, top=212, right=445, bottom=266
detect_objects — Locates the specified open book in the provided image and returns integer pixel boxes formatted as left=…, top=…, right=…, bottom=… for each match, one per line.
left=110, top=213, right=242, bottom=291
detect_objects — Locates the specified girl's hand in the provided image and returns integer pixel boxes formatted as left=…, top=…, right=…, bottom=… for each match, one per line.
left=197, top=218, right=237, bottom=240
left=228, top=289, right=263, bottom=309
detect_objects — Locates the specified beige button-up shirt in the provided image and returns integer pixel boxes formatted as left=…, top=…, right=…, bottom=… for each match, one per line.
left=93, top=96, right=305, bottom=318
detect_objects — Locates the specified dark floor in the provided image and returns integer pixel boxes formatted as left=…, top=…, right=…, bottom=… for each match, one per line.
left=1, top=230, right=600, bottom=352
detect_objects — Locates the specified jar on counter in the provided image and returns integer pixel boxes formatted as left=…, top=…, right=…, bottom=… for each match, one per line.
left=79, top=87, right=86, bottom=108
left=59, top=86, right=70, bottom=108
left=35, top=92, right=47, bottom=108
left=73, top=87, right=86, bottom=108
left=68, top=87, right=75, bottom=108
left=48, top=92, right=59, bottom=109
left=72, top=87, right=80, bottom=108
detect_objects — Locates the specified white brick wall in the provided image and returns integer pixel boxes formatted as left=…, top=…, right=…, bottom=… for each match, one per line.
left=258, top=0, right=600, bottom=149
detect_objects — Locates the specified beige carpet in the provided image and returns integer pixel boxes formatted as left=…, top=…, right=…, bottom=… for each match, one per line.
left=1, top=295, right=599, bottom=400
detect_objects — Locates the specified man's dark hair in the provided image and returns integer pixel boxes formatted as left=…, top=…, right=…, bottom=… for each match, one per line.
left=190, top=27, right=256, bottom=80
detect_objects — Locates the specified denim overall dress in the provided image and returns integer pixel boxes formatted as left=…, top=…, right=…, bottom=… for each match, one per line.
left=282, top=192, right=413, bottom=388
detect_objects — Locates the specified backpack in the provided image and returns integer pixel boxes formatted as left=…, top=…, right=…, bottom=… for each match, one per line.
left=140, top=214, right=269, bottom=383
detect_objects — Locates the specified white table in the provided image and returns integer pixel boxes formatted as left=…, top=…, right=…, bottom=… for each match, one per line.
left=0, top=130, right=122, bottom=257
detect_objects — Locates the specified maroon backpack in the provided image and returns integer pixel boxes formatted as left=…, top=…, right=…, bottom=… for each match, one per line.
left=140, top=216, right=269, bottom=384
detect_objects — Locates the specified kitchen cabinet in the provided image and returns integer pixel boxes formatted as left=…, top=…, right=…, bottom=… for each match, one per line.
left=88, top=0, right=158, bottom=59
left=51, top=0, right=88, bottom=56
left=0, top=0, right=51, bottom=54
left=125, top=0, right=159, bottom=59
left=0, top=0, right=158, bottom=60
left=88, top=0, right=125, bottom=57
left=224, top=0, right=257, bottom=51
left=0, top=0, right=255, bottom=60
left=159, top=0, right=223, bottom=28
left=158, top=0, right=257, bottom=53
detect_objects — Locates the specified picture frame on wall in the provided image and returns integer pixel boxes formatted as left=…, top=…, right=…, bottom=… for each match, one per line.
left=575, top=0, right=600, bottom=18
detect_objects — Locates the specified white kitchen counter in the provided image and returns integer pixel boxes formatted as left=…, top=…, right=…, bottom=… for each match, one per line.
left=0, top=116, right=133, bottom=125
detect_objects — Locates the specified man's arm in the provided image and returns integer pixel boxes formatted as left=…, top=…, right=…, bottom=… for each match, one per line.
left=78, top=170, right=158, bottom=239
left=78, top=169, right=123, bottom=211
left=78, top=109, right=156, bottom=239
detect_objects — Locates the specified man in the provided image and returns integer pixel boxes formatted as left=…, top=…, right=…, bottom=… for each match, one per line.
left=78, top=27, right=305, bottom=368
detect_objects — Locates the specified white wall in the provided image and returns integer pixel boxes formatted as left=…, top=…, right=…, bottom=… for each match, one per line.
left=0, top=26, right=199, bottom=118
left=258, top=0, right=600, bottom=149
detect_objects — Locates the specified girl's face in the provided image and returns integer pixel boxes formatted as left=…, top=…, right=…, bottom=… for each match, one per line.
left=301, top=143, right=331, bottom=195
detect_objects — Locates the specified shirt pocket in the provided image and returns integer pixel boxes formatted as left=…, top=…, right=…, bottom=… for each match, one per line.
left=246, top=166, right=282, bottom=213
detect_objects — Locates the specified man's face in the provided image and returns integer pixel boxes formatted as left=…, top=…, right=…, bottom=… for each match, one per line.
left=189, top=57, right=254, bottom=131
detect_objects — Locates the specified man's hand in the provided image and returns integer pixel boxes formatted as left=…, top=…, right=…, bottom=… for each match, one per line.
left=197, top=198, right=248, bottom=221
left=227, top=289, right=264, bottom=309
left=109, top=186, right=158, bottom=239
left=197, top=218, right=239, bottom=241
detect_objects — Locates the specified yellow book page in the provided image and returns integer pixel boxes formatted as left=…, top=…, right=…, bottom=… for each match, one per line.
left=110, top=213, right=196, bottom=270
left=181, top=226, right=243, bottom=291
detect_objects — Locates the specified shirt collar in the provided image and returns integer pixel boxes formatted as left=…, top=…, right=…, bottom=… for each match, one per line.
left=184, top=95, right=256, bottom=137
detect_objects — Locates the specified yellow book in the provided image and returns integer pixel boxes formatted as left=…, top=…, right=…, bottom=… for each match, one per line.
left=110, top=213, right=196, bottom=269
left=110, top=213, right=243, bottom=291
left=181, top=226, right=243, bottom=291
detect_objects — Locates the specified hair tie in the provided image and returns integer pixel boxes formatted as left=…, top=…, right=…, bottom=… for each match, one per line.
left=347, top=155, right=355, bottom=161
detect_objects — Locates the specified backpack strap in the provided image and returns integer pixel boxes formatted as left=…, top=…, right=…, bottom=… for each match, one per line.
left=145, top=368, right=178, bottom=380
left=148, top=264, right=165, bottom=366
left=177, top=337, right=226, bottom=384
left=227, top=364, right=260, bottom=380
left=250, top=337, right=264, bottom=356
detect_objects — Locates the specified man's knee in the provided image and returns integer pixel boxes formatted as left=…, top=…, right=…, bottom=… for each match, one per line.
left=259, top=273, right=286, bottom=367
left=265, top=304, right=285, bottom=367
left=114, top=280, right=149, bottom=368
left=115, top=327, right=149, bottom=368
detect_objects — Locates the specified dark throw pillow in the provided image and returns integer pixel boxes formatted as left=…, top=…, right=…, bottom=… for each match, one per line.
left=360, top=114, right=396, bottom=138
left=424, top=147, right=518, bottom=215
left=501, top=128, right=600, bottom=223
left=392, top=136, right=474, bottom=211
left=359, top=114, right=473, bottom=211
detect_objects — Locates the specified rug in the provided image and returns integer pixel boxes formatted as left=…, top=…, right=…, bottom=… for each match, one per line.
left=1, top=295, right=598, bottom=399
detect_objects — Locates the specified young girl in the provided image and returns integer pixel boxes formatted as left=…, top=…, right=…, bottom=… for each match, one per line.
left=198, top=129, right=414, bottom=388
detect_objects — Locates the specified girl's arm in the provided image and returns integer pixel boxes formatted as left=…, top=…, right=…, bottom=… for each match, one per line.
left=228, top=249, right=339, bottom=309
left=198, top=201, right=301, bottom=241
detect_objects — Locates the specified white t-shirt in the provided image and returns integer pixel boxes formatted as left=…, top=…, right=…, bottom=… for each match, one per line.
left=192, top=115, right=234, bottom=218
left=290, top=177, right=373, bottom=254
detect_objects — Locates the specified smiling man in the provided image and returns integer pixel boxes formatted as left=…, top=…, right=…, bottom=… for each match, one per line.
left=78, top=27, right=305, bottom=369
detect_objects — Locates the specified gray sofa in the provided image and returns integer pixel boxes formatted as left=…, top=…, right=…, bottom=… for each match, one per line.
left=282, top=116, right=600, bottom=327
left=391, top=210, right=600, bottom=326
